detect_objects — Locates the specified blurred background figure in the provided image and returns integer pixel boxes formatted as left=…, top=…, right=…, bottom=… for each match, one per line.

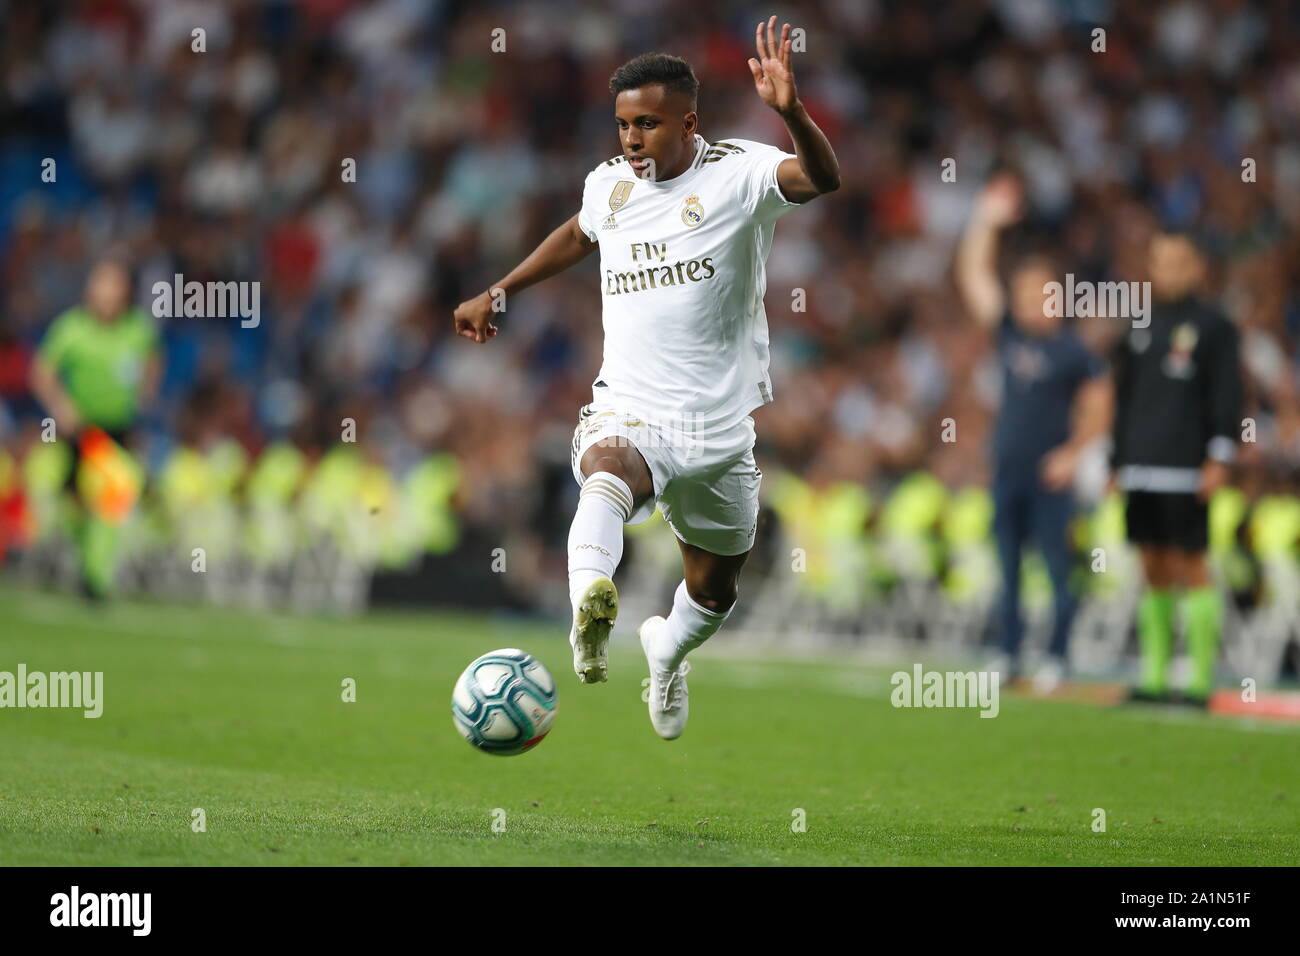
left=957, top=174, right=1110, bottom=691
left=1112, top=234, right=1242, bottom=705
left=29, top=258, right=159, bottom=598
left=30, top=259, right=158, bottom=445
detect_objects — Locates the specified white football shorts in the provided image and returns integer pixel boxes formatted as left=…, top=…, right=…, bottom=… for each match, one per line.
left=569, top=402, right=762, bottom=556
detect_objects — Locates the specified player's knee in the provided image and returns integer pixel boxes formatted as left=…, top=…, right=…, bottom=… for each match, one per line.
left=1177, top=549, right=1211, bottom=588
left=584, top=453, right=631, bottom=483
left=581, top=445, right=651, bottom=501
left=1140, top=547, right=1173, bottom=588
left=686, top=579, right=737, bottom=614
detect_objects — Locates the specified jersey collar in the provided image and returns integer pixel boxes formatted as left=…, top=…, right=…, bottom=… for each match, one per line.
left=638, top=134, right=708, bottom=190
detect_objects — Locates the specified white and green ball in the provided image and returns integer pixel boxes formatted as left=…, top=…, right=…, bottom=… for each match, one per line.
left=452, top=649, right=557, bottom=755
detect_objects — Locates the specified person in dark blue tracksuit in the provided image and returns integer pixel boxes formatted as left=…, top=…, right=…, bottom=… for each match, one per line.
left=956, top=175, right=1111, bottom=688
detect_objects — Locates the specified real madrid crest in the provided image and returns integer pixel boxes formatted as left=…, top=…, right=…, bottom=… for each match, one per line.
left=1164, top=323, right=1201, bottom=379
left=609, top=181, right=634, bottom=211
left=1171, top=322, right=1199, bottom=353
left=1162, top=321, right=1199, bottom=379
left=681, top=194, right=704, bottom=228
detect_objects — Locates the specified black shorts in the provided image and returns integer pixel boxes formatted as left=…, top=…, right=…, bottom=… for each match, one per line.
left=1124, top=491, right=1208, bottom=552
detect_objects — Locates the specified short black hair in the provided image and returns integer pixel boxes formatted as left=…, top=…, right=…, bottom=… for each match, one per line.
left=609, top=53, right=698, bottom=106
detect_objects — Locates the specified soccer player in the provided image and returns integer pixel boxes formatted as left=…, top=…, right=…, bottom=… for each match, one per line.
left=1111, top=233, right=1243, bottom=706
left=30, top=259, right=160, bottom=598
left=956, top=174, right=1111, bottom=692
left=453, top=17, right=839, bottom=738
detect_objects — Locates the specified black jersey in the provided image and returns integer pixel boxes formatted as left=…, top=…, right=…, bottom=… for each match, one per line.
left=1110, top=297, right=1242, bottom=493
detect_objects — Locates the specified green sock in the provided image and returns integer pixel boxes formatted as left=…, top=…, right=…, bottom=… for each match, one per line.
left=81, top=515, right=120, bottom=597
left=1138, top=589, right=1175, bottom=693
left=1183, top=587, right=1221, bottom=698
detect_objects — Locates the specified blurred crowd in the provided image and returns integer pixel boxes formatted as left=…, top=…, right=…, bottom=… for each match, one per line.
left=2, top=0, right=1300, bottom=608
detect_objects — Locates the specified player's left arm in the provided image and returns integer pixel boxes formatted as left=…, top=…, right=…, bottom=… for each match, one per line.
left=1199, top=314, right=1245, bottom=499
left=748, top=16, right=840, bottom=203
left=1042, top=372, right=1112, bottom=492
left=30, top=315, right=83, bottom=433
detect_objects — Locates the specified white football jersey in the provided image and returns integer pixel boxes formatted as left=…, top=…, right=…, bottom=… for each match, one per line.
left=576, top=134, right=800, bottom=430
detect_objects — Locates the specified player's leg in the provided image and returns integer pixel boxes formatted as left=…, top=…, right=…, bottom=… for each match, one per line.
left=637, top=444, right=760, bottom=739
left=79, top=428, right=134, bottom=601
left=61, top=431, right=94, bottom=598
left=1127, top=490, right=1178, bottom=699
left=1135, top=543, right=1177, bottom=698
left=63, top=427, right=116, bottom=601
left=1175, top=536, right=1218, bottom=705
left=639, top=540, right=748, bottom=740
left=653, top=538, right=749, bottom=669
left=1030, top=483, right=1077, bottom=692
left=1161, top=490, right=1217, bottom=704
left=991, top=477, right=1029, bottom=678
left=566, top=435, right=654, bottom=683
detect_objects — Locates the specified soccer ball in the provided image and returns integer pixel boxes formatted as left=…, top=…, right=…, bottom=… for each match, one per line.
left=452, top=649, right=557, bottom=756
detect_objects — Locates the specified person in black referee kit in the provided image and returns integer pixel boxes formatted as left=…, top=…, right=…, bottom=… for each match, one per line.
left=958, top=174, right=1111, bottom=691
left=1112, top=233, right=1243, bottom=706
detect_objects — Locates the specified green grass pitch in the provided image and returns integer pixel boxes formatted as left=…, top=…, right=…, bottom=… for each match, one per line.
left=2, top=585, right=1297, bottom=866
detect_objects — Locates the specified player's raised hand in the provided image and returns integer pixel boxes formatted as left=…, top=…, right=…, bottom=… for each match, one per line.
left=453, top=290, right=499, bottom=344
left=749, top=15, right=798, bottom=115
left=974, top=174, right=1024, bottom=229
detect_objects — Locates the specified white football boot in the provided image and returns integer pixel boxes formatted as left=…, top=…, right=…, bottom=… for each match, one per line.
left=639, top=616, right=691, bottom=739
left=1032, top=657, right=1065, bottom=695
left=570, top=576, right=618, bottom=683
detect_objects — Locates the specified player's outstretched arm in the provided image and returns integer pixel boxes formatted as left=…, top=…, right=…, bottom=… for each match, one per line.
left=30, top=354, right=82, bottom=433
left=956, top=175, right=1022, bottom=328
left=453, top=213, right=596, bottom=343
left=749, top=15, right=840, bottom=202
left=1199, top=317, right=1244, bottom=499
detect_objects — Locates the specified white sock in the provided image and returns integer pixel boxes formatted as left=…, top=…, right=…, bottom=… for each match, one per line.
left=567, top=471, right=634, bottom=609
left=652, top=579, right=733, bottom=671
